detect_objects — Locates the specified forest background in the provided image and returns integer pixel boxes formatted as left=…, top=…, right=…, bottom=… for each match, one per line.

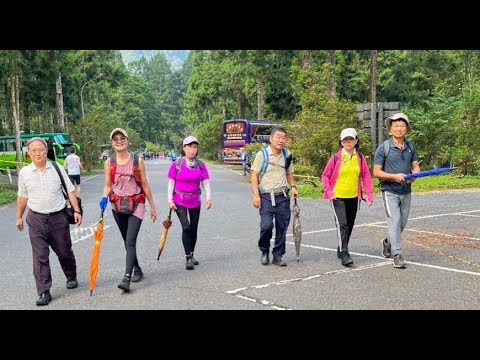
left=1, top=50, right=479, bottom=177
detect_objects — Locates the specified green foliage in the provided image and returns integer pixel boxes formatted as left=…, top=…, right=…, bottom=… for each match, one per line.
left=287, top=65, right=363, bottom=175
left=197, top=114, right=224, bottom=159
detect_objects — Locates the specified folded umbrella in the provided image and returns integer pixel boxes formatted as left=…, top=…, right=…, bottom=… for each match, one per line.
left=404, top=167, right=456, bottom=180
left=89, top=210, right=105, bottom=296
left=292, top=198, right=302, bottom=262
left=157, top=209, right=173, bottom=260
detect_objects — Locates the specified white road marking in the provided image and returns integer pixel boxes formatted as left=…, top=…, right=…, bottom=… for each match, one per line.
left=229, top=210, right=480, bottom=309
left=370, top=224, right=480, bottom=241
left=226, top=262, right=391, bottom=309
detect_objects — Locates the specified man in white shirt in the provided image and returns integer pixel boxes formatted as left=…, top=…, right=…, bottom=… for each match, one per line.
left=16, top=137, right=82, bottom=306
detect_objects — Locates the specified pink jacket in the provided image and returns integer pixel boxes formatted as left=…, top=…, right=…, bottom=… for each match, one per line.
left=321, top=149, right=374, bottom=202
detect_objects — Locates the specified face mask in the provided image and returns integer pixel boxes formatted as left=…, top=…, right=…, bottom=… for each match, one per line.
left=185, top=148, right=197, bottom=158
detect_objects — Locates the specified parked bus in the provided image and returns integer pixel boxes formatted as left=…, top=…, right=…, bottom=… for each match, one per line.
left=0, top=132, right=80, bottom=169
left=222, top=119, right=279, bottom=163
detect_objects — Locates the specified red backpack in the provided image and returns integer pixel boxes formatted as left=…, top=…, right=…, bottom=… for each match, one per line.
left=109, top=152, right=145, bottom=213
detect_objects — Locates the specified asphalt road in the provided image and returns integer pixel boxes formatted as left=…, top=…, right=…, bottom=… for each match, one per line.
left=1, top=159, right=479, bottom=310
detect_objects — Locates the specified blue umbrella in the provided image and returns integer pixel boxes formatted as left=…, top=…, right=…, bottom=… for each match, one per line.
left=404, top=167, right=456, bottom=180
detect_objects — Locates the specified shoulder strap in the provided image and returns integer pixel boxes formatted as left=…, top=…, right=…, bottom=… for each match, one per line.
left=405, top=139, right=412, bottom=152
left=51, top=161, right=68, bottom=199
left=132, top=153, right=145, bottom=194
left=357, top=151, right=364, bottom=162
left=383, top=140, right=390, bottom=158
left=260, top=147, right=269, bottom=174
left=197, top=159, right=204, bottom=171
left=110, top=153, right=117, bottom=185
left=175, top=157, right=183, bottom=172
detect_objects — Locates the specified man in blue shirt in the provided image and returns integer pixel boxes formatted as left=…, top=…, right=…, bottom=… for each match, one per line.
left=373, top=113, right=420, bottom=269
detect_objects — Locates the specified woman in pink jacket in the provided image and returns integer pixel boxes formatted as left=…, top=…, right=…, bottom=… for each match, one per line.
left=321, top=128, right=374, bottom=266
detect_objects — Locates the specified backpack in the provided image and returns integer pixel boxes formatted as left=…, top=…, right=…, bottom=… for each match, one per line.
left=382, top=139, right=412, bottom=159
left=332, top=150, right=364, bottom=167
left=109, top=152, right=145, bottom=213
left=259, top=147, right=291, bottom=175
left=175, top=157, right=204, bottom=180
left=174, top=157, right=205, bottom=196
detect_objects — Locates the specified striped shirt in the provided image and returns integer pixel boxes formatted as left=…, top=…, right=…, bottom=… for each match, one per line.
left=17, top=161, right=75, bottom=214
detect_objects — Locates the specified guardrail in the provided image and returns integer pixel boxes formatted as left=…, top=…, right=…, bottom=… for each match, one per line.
left=0, top=160, right=26, bottom=184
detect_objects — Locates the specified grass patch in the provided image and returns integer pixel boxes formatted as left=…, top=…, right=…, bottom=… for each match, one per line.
left=0, top=183, right=18, bottom=206
left=294, top=173, right=480, bottom=198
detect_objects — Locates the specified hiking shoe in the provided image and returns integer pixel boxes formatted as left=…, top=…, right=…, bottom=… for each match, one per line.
left=261, top=252, right=270, bottom=265
left=382, top=238, right=392, bottom=258
left=192, top=253, right=199, bottom=266
left=36, top=290, right=52, bottom=306
left=393, top=254, right=406, bottom=269
left=118, top=275, right=131, bottom=292
left=340, top=251, right=353, bottom=266
left=66, top=277, right=78, bottom=289
left=186, top=254, right=194, bottom=270
left=131, top=266, right=144, bottom=282
left=272, top=257, right=287, bottom=266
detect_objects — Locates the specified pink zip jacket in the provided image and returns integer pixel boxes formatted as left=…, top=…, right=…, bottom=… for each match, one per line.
left=321, top=149, right=374, bottom=202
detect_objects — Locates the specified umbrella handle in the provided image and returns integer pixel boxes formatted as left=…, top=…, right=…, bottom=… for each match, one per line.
left=294, top=198, right=298, bottom=206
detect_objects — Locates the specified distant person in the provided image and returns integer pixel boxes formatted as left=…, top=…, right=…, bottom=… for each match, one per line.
left=321, top=128, right=374, bottom=266
left=373, top=113, right=420, bottom=269
left=16, top=137, right=82, bottom=306
left=64, top=147, right=84, bottom=197
left=250, top=127, right=298, bottom=267
left=99, top=128, right=158, bottom=293
left=241, top=150, right=250, bottom=176
left=167, top=136, right=212, bottom=270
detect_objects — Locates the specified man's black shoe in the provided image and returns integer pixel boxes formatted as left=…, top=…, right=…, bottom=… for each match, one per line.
left=272, top=257, right=287, bottom=266
left=131, top=266, right=144, bottom=282
left=66, top=278, right=78, bottom=289
left=36, top=290, right=52, bottom=306
left=261, top=252, right=269, bottom=265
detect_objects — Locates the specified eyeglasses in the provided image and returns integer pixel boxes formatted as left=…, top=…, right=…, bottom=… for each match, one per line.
left=29, top=149, right=46, bottom=154
left=112, top=137, right=126, bottom=142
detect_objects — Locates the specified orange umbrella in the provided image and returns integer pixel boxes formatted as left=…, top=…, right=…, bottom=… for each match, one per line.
left=157, top=209, right=173, bottom=260
left=89, top=210, right=105, bottom=295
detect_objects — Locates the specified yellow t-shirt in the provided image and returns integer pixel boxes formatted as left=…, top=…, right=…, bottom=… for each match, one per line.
left=333, top=149, right=359, bottom=198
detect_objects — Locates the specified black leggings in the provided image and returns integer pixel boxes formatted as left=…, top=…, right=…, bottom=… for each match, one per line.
left=175, top=205, right=201, bottom=255
left=112, top=211, right=143, bottom=276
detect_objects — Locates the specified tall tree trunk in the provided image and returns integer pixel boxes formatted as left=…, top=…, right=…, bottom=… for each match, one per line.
left=327, top=50, right=336, bottom=95
left=50, top=112, right=55, bottom=132
left=302, top=50, right=312, bottom=69
left=10, top=58, right=21, bottom=169
left=236, top=91, right=245, bottom=119
left=369, top=50, right=378, bottom=149
left=257, top=71, right=265, bottom=119
left=56, top=72, right=65, bottom=130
